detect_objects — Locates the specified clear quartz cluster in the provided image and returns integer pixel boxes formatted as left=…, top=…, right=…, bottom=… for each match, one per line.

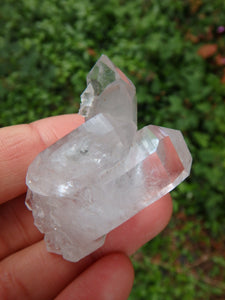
left=25, top=55, right=192, bottom=262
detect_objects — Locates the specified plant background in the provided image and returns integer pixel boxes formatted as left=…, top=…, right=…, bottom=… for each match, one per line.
left=0, top=0, right=224, bottom=299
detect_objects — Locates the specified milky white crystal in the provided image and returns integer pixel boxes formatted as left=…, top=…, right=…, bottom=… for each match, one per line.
left=26, top=55, right=192, bottom=262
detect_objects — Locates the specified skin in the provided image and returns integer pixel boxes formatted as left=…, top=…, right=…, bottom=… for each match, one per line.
left=0, top=114, right=172, bottom=300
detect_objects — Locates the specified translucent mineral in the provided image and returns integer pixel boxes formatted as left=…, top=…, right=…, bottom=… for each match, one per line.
left=25, top=55, right=192, bottom=262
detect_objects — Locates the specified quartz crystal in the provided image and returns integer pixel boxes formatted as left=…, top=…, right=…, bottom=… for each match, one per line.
left=25, top=55, right=192, bottom=262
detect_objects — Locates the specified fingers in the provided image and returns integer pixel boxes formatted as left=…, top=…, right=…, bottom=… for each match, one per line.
left=0, top=194, right=43, bottom=260
left=55, top=253, right=134, bottom=300
left=0, top=246, right=133, bottom=300
left=0, top=114, right=172, bottom=300
left=0, top=194, right=171, bottom=300
left=0, top=114, right=84, bottom=204
left=0, top=240, right=91, bottom=300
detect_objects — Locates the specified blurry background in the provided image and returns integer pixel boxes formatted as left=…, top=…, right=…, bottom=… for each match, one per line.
left=0, top=0, right=224, bottom=299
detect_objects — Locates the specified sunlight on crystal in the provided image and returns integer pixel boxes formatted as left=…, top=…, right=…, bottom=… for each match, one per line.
left=57, top=182, right=73, bottom=196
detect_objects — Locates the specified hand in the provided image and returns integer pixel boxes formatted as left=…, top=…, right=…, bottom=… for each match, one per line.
left=0, top=114, right=172, bottom=300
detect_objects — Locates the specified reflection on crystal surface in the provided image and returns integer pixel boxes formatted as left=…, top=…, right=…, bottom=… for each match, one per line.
left=26, top=55, right=192, bottom=262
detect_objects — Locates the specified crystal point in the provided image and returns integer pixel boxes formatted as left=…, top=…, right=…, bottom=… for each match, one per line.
left=26, top=55, right=192, bottom=262
left=79, top=54, right=137, bottom=124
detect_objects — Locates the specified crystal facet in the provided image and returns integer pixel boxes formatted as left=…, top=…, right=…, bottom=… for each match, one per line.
left=26, top=55, right=192, bottom=262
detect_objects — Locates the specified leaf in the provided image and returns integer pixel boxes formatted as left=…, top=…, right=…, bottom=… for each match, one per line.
left=87, top=48, right=97, bottom=57
left=215, top=54, right=225, bottom=66
left=221, top=74, right=225, bottom=84
left=197, top=44, right=218, bottom=59
left=185, top=31, right=199, bottom=44
left=189, top=0, right=202, bottom=14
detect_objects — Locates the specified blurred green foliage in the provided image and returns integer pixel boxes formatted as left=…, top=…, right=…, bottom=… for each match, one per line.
left=130, top=217, right=225, bottom=299
left=0, top=0, right=225, bottom=298
left=1, top=0, right=224, bottom=233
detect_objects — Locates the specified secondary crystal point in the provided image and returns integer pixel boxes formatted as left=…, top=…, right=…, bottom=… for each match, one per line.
left=79, top=54, right=137, bottom=124
left=26, top=55, right=192, bottom=262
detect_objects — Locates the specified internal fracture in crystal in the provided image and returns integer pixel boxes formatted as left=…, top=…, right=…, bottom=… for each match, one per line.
left=25, top=55, right=192, bottom=262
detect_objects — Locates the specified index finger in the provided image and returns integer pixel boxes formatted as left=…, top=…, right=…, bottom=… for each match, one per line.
left=0, top=114, right=84, bottom=204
